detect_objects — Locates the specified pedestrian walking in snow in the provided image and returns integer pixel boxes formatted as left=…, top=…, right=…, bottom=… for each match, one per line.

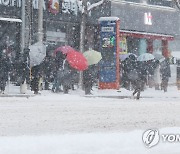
left=0, top=50, right=10, bottom=94
left=83, top=64, right=98, bottom=95
left=52, top=52, right=66, bottom=93
left=128, top=60, right=146, bottom=100
left=60, top=59, right=77, bottom=94
left=31, top=65, right=41, bottom=94
left=160, top=58, right=171, bottom=92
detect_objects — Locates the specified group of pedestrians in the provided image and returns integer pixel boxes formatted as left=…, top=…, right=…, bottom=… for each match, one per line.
left=121, top=54, right=171, bottom=99
left=40, top=51, right=98, bottom=95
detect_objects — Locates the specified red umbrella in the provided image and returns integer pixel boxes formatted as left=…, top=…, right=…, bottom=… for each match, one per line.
left=54, top=45, right=76, bottom=55
left=66, top=51, right=88, bottom=71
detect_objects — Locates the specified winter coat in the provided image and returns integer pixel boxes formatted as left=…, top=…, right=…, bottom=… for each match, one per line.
left=31, top=65, right=41, bottom=92
left=83, top=64, right=98, bottom=85
left=0, top=56, right=10, bottom=81
left=160, top=59, right=171, bottom=81
left=125, top=58, right=139, bottom=81
left=59, top=59, right=77, bottom=87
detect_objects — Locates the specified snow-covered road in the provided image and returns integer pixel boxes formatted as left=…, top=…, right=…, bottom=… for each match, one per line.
left=0, top=94, right=180, bottom=136
left=0, top=86, right=180, bottom=153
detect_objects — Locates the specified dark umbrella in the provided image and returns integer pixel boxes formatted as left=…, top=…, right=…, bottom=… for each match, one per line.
left=120, top=53, right=137, bottom=61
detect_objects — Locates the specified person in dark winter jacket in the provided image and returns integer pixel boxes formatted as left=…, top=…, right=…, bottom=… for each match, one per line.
left=0, top=50, right=10, bottom=93
left=60, top=59, right=78, bottom=94
left=83, top=64, right=98, bottom=95
left=41, top=54, right=54, bottom=90
left=160, top=58, right=171, bottom=92
left=52, top=52, right=66, bottom=93
left=129, top=60, right=147, bottom=100
left=122, top=54, right=138, bottom=90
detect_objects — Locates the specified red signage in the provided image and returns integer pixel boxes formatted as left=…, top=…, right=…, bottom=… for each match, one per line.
left=48, top=0, right=60, bottom=14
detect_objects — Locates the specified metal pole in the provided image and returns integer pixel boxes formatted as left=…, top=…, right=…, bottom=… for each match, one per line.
left=78, top=0, right=87, bottom=89
left=38, top=0, right=44, bottom=42
left=21, top=0, right=25, bottom=53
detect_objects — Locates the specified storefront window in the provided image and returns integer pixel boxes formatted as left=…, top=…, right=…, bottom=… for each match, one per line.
left=139, top=39, right=147, bottom=55
left=126, top=37, right=148, bottom=55
left=153, top=40, right=162, bottom=53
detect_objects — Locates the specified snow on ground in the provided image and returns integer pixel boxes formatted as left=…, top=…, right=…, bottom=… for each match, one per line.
left=0, top=84, right=180, bottom=154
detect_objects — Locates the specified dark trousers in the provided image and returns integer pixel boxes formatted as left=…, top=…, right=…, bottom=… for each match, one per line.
left=0, top=79, right=6, bottom=91
left=84, top=82, right=92, bottom=95
left=31, top=77, right=39, bottom=94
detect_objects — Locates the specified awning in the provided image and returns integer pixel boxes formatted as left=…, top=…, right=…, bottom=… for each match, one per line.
left=0, top=17, right=22, bottom=23
left=120, top=30, right=174, bottom=41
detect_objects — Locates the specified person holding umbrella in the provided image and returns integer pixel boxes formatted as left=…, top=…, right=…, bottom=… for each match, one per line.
left=53, top=46, right=88, bottom=93
left=83, top=49, right=101, bottom=95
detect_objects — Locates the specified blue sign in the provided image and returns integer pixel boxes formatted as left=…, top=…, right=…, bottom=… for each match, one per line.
left=99, top=19, right=117, bottom=82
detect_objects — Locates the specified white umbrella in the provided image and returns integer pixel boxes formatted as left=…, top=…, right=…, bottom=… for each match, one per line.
left=83, top=49, right=102, bottom=66
left=137, top=53, right=155, bottom=61
left=29, top=42, right=46, bottom=67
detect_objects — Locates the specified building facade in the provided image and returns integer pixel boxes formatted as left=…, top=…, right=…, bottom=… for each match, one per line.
left=0, top=0, right=110, bottom=58
left=110, top=0, right=180, bottom=57
left=0, top=0, right=179, bottom=59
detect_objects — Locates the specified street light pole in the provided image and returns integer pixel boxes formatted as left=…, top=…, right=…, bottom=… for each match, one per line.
left=38, top=0, right=44, bottom=42
left=21, top=0, right=25, bottom=53
left=78, top=0, right=105, bottom=89
left=78, top=0, right=87, bottom=89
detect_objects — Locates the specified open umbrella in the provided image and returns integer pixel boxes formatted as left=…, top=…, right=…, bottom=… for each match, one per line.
left=120, top=53, right=137, bottom=61
left=137, top=53, right=155, bottom=61
left=83, top=49, right=102, bottom=65
left=66, top=51, right=88, bottom=71
left=29, top=42, right=46, bottom=67
left=54, top=45, right=76, bottom=55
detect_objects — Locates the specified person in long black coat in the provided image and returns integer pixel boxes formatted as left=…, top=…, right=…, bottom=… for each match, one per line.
left=160, top=58, right=171, bottom=92
left=31, top=65, right=41, bottom=94
left=129, top=60, right=147, bottom=100
left=51, top=52, right=66, bottom=93
left=60, top=59, right=78, bottom=94
left=83, top=64, right=98, bottom=95
left=0, top=51, right=10, bottom=93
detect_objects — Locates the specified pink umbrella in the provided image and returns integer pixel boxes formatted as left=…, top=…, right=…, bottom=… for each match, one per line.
left=66, top=51, right=88, bottom=71
left=54, top=46, right=76, bottom=55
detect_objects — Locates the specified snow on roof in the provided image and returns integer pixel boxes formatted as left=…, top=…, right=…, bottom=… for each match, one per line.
left=98, top=17, right=119, bottom=22
left=0, top=17, right=22, bottom=23
left=120, top=30, right=174, bottom=38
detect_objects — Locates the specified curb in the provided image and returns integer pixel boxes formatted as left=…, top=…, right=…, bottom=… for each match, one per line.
left=0, top=94, right=35, bottom=98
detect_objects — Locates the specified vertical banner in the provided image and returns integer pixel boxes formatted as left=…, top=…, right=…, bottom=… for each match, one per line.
left=98, top=17, right=120, bottom=89
left=48, top=0, right=60, bottom=14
